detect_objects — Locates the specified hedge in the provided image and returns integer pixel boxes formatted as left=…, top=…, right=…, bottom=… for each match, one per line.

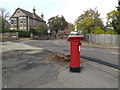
left=18, top=31, right=30, bottom=37
left=3, top=29, right=31, bottom=37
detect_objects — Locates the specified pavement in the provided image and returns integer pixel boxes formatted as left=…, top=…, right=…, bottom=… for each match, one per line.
left=1, top=41, right=119, bottom=88
left=38, top=62, right=118, bottom=88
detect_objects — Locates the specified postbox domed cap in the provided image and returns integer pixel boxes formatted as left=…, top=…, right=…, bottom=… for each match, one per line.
left=69, top=36, right=83, bottom=39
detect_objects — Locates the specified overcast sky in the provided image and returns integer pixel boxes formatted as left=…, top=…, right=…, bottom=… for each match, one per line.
left=0, top=0, right=118, bottom=25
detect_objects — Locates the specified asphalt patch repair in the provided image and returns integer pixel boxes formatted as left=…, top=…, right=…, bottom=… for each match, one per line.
left=2, top=50, right=60, bottom=88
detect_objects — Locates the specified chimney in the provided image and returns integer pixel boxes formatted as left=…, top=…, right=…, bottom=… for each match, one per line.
left=41, top=13, right=44, bottom=19
left=33, top=7, right=35, bottom=18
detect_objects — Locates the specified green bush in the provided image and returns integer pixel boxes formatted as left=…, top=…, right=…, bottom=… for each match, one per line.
left=29, top=27, right=47, bottom=35
left=18, top=31, right=30, bottom=37
left=3, top=30, right=30, bottom=37
left=105, top=29, right=118, bottom=34
left=93, top=29, right=105, bottom=34
left=90, top=26, right=105, bottom=34
left=2, top=28, right=9, bottom=33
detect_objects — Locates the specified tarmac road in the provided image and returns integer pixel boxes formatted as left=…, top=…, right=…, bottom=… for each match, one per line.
left=13, top=39, right=118, bottom=66
left=1, top=42, right=59, bottom=88
left=1, top=40, right=119, bottom=88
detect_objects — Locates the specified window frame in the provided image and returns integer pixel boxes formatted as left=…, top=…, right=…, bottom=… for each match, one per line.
left=19, top=17, right=23, bottom=24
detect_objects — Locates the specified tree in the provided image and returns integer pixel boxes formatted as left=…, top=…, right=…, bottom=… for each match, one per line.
left=105, top=29, right=118, bottom=34
left=63, top=23, right=75, bottom=35
left=107, top=10, right=120, bottom=34
left=76, top=8, right=104, bottom=34
left=0, top=8, right=10, bottom=32
left=90, top=26, right=105, bottom=34
left=75, top=8, right=100, bottom=23
left=29, top=25, right=47, bottom=35
left=77, top=17, right=94, bottom=34
left=94, top=18, right=104, bottom=29
left=48, top=15, right=68, bottom=36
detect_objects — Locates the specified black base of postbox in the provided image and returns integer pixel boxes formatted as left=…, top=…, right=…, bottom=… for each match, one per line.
left=70, top=67, right=80, bottom=73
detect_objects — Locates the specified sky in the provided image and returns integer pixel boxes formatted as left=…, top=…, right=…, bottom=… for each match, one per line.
left=0, top=0, right=118, bottom=25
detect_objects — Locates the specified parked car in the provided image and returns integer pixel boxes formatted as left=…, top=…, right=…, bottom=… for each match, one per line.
left=67, top=31, right=79, bottom=41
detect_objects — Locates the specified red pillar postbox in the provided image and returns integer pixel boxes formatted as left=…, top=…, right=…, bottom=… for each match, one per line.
left=69, top=36, right=83, bottom=72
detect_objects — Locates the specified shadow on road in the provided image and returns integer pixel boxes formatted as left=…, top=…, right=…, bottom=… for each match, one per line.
left=81, top=55, right=120, bottom=70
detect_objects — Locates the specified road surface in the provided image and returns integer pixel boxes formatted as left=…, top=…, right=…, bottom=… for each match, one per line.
left=10, top=39, right=118, bottom=66
left=1, top=40, right=118, bottom=88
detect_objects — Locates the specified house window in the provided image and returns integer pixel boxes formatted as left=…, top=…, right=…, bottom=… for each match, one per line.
left=10, top=28, right=14, bottom=30
left=11, top=20, right=14, bottom=24
left=14, top=28, right=17, bottom=30
left=24, top=20, right=26, bottom=24
left=23, top=27, right=26, bottom=30
left=20, top=27, right=23, bottom=30
left=10, top=28, right=17, bottom=30
left=11, top=18, right=17, bottom=25
left=14, top=19, right=17, bottom=25
left=23, top=17, right=26, bottom=24
left=20, top=27, right=26, bottom=31
left=20, top=21, right=23, bottom=24
left=19, top=17, right=23, bottom=24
